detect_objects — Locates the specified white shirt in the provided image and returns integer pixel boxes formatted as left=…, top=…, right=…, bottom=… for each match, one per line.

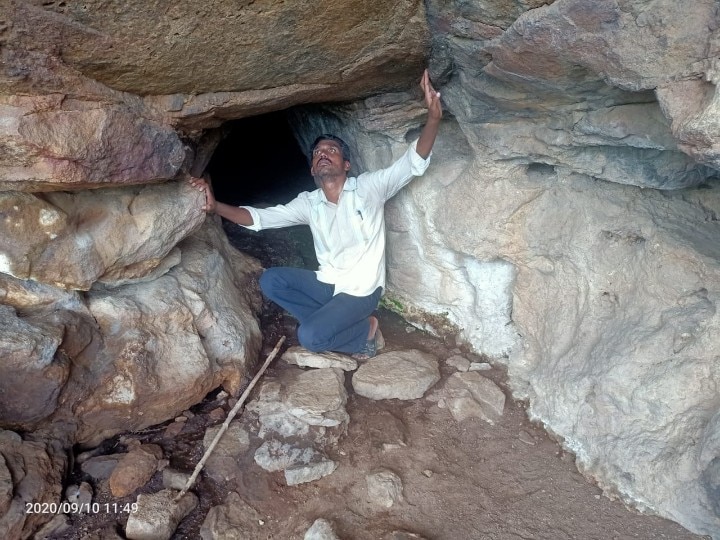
left=240, top=141, right=431, bottom=297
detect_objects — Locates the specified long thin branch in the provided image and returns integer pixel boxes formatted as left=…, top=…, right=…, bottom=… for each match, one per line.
left=175, top=335, right=286, bottom=501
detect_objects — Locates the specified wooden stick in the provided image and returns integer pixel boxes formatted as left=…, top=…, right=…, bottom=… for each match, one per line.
left=175, top=335, right=286, bottom=501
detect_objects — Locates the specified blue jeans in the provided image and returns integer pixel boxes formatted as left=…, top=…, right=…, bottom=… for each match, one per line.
left=259, top=267, right=382, bottom=354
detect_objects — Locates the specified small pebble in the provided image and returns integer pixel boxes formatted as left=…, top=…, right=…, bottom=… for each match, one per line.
left=208, top=407, right=225, bottom=422
left=518, top=430, right=535, bottom=446
left=422, top=469, right=433, bottom=478
left=468, top=362, right=492, bottom=371
left=405, top=326, right=416, bottom=333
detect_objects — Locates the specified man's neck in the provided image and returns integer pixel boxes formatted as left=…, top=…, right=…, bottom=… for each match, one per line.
left=318, top=174, right=347, bottom=204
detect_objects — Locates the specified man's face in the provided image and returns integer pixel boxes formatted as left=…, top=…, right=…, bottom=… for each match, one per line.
left=310, top=140, right=350, bottom=181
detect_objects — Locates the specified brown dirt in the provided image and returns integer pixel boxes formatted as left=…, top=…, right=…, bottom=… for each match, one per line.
left=48, top=224, right=705, bottom=540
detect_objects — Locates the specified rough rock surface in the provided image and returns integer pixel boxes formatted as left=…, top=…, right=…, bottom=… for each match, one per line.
left=305, top=518, right=341, bottom=540
left=2, top=0, right=720, bottom=537
left=0, top=97, right=186, bottom=191
left=431, top=372, right=506, bottom=425
left=109, top=447, right=160, bottom=497
left=201, top=422, right=251, bottom=483
left=247, top=367, right=349, bottom=442
left=366, top=469, right=404, bottom=508
left=125, top=489, right=198, bottom=540
left=254, top=440, right=337, bottom=486
left=200, top=491, right=265, bottom=540
left=0, top=181, right=205, bottom=289
left=0, top=218, right=262, bottom=446
left=283, top=346, right=359, bottom=371
left=0, top=430, right=68, bottom=540
left=352, top=350, right=440, bottom=400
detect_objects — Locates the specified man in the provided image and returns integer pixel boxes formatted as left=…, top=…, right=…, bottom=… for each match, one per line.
left=192, top=69, right=441, bottom=359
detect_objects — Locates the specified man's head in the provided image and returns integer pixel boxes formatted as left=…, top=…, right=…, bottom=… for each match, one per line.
left=310, top=134, right=351, bottom=184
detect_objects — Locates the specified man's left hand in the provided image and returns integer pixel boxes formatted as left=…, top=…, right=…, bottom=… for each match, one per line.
left=421, top=69, right=442, bottom=122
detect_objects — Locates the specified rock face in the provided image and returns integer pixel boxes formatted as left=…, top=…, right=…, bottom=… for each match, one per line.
left=0, top=217, right=262, bottom=446
left=0, top=430, right=68, bottom=540
left=0, top=181, right=205, bottom=289
left=2, top=0, right=720, bottom=538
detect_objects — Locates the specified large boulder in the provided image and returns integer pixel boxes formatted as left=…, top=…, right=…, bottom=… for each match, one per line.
left=0, top=181, right=205, bottom=290
left=0, top=96, right=186, bottom=192
left=0, top=219, right=262, bottom=446
left=0, top=430, right=68, bottom=540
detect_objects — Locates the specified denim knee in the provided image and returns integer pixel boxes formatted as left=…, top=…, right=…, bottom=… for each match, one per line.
left=297, top=323, right=329, bottom=353
left=259, top=268, right=281, bottom=297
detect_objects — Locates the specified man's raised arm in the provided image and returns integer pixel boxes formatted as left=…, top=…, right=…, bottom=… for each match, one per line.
left=189, top=176, right=254, bottom=226
left=416, top=69, right=443, bottom=159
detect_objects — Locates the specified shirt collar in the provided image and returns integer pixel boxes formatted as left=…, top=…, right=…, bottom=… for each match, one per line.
left=311, top=176, right=358, bottom=205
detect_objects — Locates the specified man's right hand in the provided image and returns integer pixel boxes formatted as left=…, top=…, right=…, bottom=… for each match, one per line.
left=190, top=176, right=216, bottom=213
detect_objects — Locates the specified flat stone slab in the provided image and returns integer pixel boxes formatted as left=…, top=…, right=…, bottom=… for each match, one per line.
left=282, top=346, right=358, bottom=371
left=439, top=372, right=506, bottom=424
left=254, top=440, right=336, bottom=486
left=247, top=368, right=349, bottom=442
left=352, top=350, right=440, bottom=400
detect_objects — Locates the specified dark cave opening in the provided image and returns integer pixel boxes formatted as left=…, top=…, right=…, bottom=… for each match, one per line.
left=205, top=110, right=319, bottom=271
left=206, top=110, right=315, bottom=207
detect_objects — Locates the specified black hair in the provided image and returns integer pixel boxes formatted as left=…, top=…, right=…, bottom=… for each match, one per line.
left=310, top=134, right=351, bottom=162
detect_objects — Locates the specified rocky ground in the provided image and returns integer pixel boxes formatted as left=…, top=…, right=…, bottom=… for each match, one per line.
left=38, top=224, right=706, bottom=540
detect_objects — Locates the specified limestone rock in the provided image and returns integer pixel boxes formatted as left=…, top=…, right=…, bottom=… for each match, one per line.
left=366, top=469, right=404, bottom=508
left=384, top=532, right=428, bottom=540
left=445, top=355, right=470, bottom=372
left=125, top=489, right=198, bottom=540
left=305, top=518, right=340, bottom=540
left=285, top=459, right=338, bottom=487
left=0, top=182, right=205, bottom=290
left=284, top=368, right=349, bottom=427
left=201, top=422, right=250, bottom=483
left=200, top=492, right=264, bottom=540
left=0, top=455, right=11, bottom=515
left=283, top=346, right=358, bottom=371
left=0, top=305, right=68, bottom=427
left=440, top=372, right=506, bottom=425
left=109, top=448, right=159, bottom=498
left=0, top=96, right=185, bottom=191
left=352, top=350, right=440, bottom=400
left=468, top=362, right=491, bottom=372
left=33, top=514, right=70, bottom=539
left=254, top=440, right=337, bottom=486
left=80, top=455, right=121, bottom=482
left=0, top=430, right=67, bottom=540
left=247, top=367, right=349, bottom=443
left=162, top=469, right=191, bottom=492
left=63, top=220, right=261, bottom=446
left=65, top=481, right=93, bottom=510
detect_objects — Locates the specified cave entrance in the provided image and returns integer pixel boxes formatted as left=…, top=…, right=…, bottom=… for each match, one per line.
left=206, top=110, right=319, bottom=270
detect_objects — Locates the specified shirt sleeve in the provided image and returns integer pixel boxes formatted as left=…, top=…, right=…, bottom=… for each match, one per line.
left=239, top=194, right=311, bottom=231
left=360, top=139, right=432, bottom=202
